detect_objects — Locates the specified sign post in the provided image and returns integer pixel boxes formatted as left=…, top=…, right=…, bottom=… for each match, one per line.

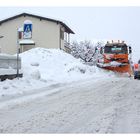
left=17, top=28, right=20, bottom=79
left=16, top=20, right=33, bottom=79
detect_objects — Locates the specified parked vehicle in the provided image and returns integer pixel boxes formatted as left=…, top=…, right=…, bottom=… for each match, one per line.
left=0, top=54, right=23, bottom=81
left=96, top=40, right=133, bottom=75
left=134, top=61, right=140, bottom=79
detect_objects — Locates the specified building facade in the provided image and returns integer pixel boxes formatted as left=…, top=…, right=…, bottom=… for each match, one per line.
left=0, top=13, right=74, bottom=54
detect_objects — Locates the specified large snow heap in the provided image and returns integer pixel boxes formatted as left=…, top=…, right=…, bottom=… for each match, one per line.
left=21, top=47, right=100, bottom=82
left=0, top=47, right=113, bottom=99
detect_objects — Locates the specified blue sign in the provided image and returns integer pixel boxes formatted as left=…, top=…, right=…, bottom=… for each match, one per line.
left=24, top=24, right=32, bottom=32
left=23, top=23, right=32, bottom=39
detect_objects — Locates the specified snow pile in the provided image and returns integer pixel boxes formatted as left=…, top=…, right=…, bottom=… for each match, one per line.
left=0, top=47, right=115, bottom=100
left=21, top=47, right=113, bottom=83
left=0, top=78, right=48, bottom=100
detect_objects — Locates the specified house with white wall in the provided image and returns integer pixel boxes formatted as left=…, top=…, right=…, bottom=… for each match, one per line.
left=0, top=13, right=74, bottom=54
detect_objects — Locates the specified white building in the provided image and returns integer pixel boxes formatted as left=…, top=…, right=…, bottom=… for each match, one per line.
left=0, top=13, right=74, bottom=54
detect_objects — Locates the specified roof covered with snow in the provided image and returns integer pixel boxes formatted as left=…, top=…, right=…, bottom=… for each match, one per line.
left=0, top=53, right=18, bottom=60
left=19, top=39, right=35, bottom=45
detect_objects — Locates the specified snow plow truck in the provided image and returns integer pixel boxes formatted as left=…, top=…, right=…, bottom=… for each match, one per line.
left=96, top=40, right=133, bottom=75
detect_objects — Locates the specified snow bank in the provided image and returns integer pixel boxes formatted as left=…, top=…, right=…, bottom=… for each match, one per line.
left=21, top=47, right=113, bottom=82
left=0, top=47, right=115, bottom=100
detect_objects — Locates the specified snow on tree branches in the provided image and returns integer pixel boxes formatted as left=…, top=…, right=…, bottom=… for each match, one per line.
left=67, top=40, right=104, bottom=65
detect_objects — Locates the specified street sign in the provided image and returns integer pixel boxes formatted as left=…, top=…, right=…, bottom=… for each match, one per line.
left=23, top=20, right=32, bottom=39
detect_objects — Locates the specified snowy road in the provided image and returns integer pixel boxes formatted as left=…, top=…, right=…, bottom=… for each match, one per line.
left=0, top=77, right=140, bottom=133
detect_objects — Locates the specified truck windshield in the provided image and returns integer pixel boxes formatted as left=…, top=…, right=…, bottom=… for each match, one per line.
left=104, top=45, right=128, bottom=54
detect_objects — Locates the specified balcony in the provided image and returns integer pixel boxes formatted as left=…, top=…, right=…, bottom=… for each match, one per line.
left=64, top=40, right=72, bottom=53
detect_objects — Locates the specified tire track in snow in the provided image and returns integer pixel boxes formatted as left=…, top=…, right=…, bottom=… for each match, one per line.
left=0, top=77, right=140, bottom=133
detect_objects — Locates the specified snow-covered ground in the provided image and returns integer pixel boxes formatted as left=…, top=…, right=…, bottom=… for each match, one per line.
left=0, top=48, right=114, bottom=101
left=1, top=47, right=139, bottom=133
left=0, top=76, right=140, bottom=133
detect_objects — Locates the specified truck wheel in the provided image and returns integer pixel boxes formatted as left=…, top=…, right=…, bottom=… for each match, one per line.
left=134, top=76, right=137, bottom=79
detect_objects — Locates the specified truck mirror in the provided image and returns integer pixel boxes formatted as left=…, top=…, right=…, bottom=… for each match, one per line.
left=100, top=47, right=103, bottom=54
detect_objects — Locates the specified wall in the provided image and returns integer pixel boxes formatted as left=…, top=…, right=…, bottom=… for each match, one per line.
left=0, top=15, right=61, bottom=54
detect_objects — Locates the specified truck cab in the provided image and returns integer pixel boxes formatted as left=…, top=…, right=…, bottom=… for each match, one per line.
left=96, top=40, right=132, bottom=75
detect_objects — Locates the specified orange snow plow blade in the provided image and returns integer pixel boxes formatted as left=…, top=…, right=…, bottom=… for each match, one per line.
left=103, top=64, right=133, bottom=75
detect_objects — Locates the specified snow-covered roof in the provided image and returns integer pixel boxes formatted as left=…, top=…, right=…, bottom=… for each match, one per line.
left=24, top=20, right=32, bottom=24
left=19, top=39, right=35, bottom=45
left=0, top=53, right=18, bottom=60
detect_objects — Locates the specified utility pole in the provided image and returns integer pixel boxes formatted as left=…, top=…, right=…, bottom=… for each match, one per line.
left=17, top=29, right=19, bottom=79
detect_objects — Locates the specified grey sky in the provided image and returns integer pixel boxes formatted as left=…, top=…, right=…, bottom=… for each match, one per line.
left=0, top=7, right=140, bottom=61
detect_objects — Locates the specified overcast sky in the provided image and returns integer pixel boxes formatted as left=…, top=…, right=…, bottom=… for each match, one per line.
left=0, top=7, right=140, bottom=61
